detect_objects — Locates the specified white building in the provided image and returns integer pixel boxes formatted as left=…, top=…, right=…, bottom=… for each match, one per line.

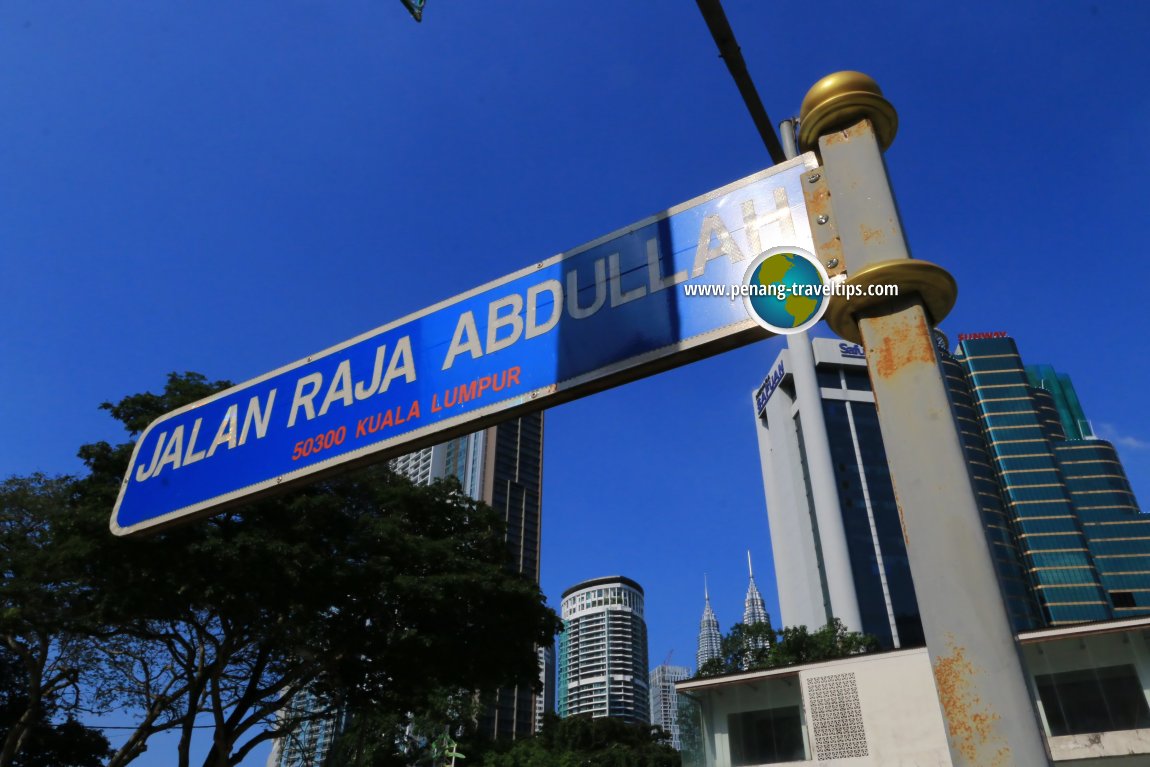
left=389, top=432, right=487, bottom=498
left=752, top=336, right=922, bottom=650
left=676, top=616, right=1150, bottom=766
left=557, top=576, right=650, bottom=724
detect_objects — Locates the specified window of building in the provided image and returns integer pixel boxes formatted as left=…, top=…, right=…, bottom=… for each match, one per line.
left=817, top=368, right=842, bottom=389
left=1111, top=591, right=1137, bottom=608
left=1036, top=664, right=1150, bottom=736
left=727, top=706, right=805, bottom=765
left=842, top=368, right=871, bottom=391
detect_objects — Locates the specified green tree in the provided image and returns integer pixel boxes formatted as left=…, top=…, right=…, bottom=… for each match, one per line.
left=697, top=619, right=777, bottom=676
left=0, top=473, right=107, bottom=767
left=771, top=619, right=880, bottom=667
left=479, top=714, right=680, bottom=767
left=0, top=645, right=110, bottom=767
left=696, top=619, right=879, bottom=678
left=4, top=372, right=561, bottom=767
left=326, top=689, right=483, bottom=767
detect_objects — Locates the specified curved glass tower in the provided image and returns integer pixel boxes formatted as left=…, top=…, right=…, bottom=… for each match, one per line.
left=557, top=576, right=649, bottom=724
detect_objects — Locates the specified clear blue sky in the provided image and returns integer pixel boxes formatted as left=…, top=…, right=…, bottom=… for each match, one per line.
left=3, top=1, right=1149, bottom=764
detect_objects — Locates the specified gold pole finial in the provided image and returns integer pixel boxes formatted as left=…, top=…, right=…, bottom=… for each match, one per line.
left=798, top=71, right=898, bottom=153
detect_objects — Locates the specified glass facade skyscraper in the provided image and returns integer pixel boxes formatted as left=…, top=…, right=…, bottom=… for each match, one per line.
left=265, top=691, right=347, bottom=767
left=946, top=333, right=1150, bottom=625
left=938, top=340, right=1042, bottom=632
left=754, top=331, right=1150, bottom=647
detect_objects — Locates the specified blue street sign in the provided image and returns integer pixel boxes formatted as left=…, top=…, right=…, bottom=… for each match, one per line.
left=112, top=155, right=818, bottom=535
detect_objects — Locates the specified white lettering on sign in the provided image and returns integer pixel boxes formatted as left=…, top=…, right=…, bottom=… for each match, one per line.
left=129, top=183, right=800, bottom=488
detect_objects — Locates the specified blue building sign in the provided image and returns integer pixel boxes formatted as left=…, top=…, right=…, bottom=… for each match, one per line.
left=838, top=341, right=866, bottom=359
left=112, top=155, right=818, bottom=535
left=755, top=358, right=787, bottom=416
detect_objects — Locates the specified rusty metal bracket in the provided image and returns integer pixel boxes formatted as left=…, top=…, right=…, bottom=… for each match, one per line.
left=801, top=167, right=846, bottom=279
left=826, top=259, right=957, bottom=344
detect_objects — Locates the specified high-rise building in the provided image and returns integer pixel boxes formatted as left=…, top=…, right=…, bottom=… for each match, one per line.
left=649, top=664, right=690, bottom=750
left=944, top=332, right=1150, bottom=624
left=753, top=335, right=924, bottom=649
left=395, top=413, right=545, bottom=738
left=754, top=332, right=1150, bottom=646
left=741, top=551, right=771, bottom=666
left=265, top=691, right=347, bottom=767
left=270, top=414, right=545, bottom=764
left=388, top=430, right=487, bottom=498
left=534, top=644, right=555, bottom=734
left=743, top=551, right=769, bottom=626
left=557, top=576, right=650, bottom=724
left=696, top=577, right=721, bottom=669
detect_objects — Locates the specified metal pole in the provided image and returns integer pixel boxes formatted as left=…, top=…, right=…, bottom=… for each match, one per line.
left=769, top=119, right=865, bottom=633
left=779, top=118, right=799, bottom=159
left=798, top=72, right=1052, bottom=766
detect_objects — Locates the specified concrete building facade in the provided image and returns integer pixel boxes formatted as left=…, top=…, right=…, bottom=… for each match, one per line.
left=677, top=617, right=1150, bottom=766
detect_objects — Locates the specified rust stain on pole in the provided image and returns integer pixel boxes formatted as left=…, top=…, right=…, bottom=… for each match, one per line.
left=823, top=121, right=874, bottom=147
left=859, top=223, right=885, bottom=244
left=809, top=185, right=832, bottom=218
left=863, top=310, right=936, bottom=380
left=933, top=636, right=1012, bottom=766
left=803, top=178, right=844, bottom=275
left=895, top=501, right=910, bottom=547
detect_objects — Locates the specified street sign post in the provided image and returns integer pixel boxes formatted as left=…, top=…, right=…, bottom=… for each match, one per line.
left=798, top=72, right=1051, bottom=765
left=112, top=155, right=818, bottom=536
left=112, top=64, right=1055, bottom=766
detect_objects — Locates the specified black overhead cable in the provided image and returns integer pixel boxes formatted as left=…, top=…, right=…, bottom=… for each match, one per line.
left=694, top=0, right=787, bottom=165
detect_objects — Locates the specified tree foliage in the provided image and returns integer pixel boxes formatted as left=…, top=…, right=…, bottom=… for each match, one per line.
left=478, top=714, right=680, bottom=767
left=0, top=646, right=110, bottom=767
left=0, top=473, right=108, bottom=767
left=697, top=619, right=879, bottom=678
left=1, top=372, right=561, bottom=767
left=326, top=691, right=479, bottom=767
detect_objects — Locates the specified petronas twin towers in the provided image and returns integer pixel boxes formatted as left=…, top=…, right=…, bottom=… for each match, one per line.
left=742, top=551, right=769, bottom=625
left=696, top=551, right=769, bottom=668
left=696, top=580, right=721, bottom=669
